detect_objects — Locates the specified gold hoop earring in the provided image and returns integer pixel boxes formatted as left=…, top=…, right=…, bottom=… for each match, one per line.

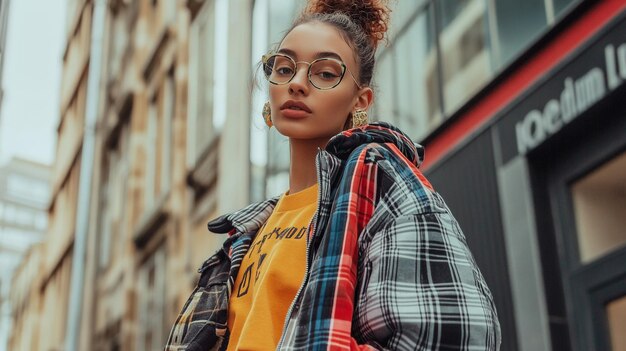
left=262, top=101, right=272, bottom=128
left=352, top=110, right=368, bottom=128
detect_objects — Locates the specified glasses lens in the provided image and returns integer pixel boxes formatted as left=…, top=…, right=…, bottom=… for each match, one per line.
left=309, top=59, right=344, bottom=89
left=264, top=55, right=295, bottom=84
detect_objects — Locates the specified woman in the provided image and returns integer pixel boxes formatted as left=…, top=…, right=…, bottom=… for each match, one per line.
left=165, top=1, right=501, bottom=350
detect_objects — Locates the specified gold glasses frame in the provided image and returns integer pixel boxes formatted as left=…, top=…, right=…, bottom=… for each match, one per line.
left=262, top=52, right=362, bottom=90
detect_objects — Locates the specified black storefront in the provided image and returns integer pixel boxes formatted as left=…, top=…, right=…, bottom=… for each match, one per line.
left=424, top=8, right=626, bottom=351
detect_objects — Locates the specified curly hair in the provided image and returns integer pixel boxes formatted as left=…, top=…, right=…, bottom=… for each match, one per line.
left=282, top=0, right=392, bottom=87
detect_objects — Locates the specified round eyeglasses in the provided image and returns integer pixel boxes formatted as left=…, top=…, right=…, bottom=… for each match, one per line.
left=262, top=53, right=361, bottom=90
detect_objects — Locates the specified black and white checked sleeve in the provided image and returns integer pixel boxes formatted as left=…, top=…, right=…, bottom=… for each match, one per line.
left=353, top=210, right=502, bottom=350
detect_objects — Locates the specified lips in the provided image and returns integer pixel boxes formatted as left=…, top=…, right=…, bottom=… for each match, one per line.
left=280, top=100, right=312, bottom=113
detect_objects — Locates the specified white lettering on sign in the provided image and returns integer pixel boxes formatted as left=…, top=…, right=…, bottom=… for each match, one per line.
left=619, top=44, right=626, bottom=76
left=606, top=43, right=626, bottom=89
left=516, top=43, right=626, bottom=155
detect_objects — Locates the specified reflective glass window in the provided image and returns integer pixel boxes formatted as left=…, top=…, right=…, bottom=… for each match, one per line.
left=493, top=0, right=547, bottom=65
left=438, top=0, right=494, bottom=114
left=554, top=0, right=578, bottom=18
left=393, top=6, right=442, bottom=140
left=571, top=151, right=626, bottom=263
left=607, top=295, right=626, bottom=351
left=373, top=52, right=396, bottom=124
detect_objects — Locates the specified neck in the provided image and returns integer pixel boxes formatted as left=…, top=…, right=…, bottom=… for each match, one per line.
left=288, top=137, right=327, bottom=194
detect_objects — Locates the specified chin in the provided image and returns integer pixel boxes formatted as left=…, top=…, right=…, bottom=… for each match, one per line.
left=274, top=120, right=336, bottom=140
left=275, top=123, right=314, bottom=139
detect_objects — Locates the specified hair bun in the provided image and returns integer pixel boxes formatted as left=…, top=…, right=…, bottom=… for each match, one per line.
left=304, top=0, right=391, bottom=46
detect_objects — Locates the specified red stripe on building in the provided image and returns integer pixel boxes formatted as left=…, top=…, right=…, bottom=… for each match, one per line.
left=422, top=0, right=626, bottom=170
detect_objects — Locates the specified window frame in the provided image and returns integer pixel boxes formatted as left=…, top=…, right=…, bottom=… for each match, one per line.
left=135, top=243, right=167, bottom=351
left=187, top=0, right=217, bottom=169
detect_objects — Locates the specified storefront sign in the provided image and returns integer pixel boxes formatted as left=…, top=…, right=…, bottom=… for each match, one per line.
left=498, top=15, right=626, bottom=164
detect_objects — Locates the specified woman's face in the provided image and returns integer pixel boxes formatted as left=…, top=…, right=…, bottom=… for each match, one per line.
left=269, top=22, right=373, bottom=141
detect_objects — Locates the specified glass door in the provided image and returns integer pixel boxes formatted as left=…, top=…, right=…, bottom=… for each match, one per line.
left=548, top=146, right=626, bottom=351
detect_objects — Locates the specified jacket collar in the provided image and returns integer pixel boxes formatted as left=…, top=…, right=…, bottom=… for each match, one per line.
left=206, top=122, right=424, bottom=235
left=325, top=121, right=424, bottom=167
left=207, top=196, right=280, bottom=235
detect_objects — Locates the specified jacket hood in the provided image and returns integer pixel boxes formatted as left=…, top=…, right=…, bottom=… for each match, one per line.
left=325, top=121, right=425, bottom=168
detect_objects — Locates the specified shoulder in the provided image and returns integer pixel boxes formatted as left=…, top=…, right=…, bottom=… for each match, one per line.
left=344, top=142, right=421, bottom=169
left=346, top=142, right=432, bottom=189
left=345, top=142, right=445, bottom=217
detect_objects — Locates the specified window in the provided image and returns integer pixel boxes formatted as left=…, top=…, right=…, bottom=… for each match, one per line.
left=437, top=0, right=493, bottom=114
left=136, top=245, right=166, bottom=351
left=99, top=122, right=131, bottom=269
left=373, top=53, right=396, bottom=125
left=372, top=0, right=584, bottom=140
left=263, top=0, right=303, bottom=197
left=394, top=6, right=441, bottom=139
left=390, top=0, right=427, bottom=37
left=607, top=295, right=626, bottom=351
left=98, top=158, right=112, bottom=268
left=160, top=73, right=174, bottom=195
left=146, top=100, right=158, bottom=206
left=571, top=151, right=626, bottom=263
left=187, top=1, right=216, bottom=168
left=145, top=73, right=174, bottom=208
left=0, top=227, right=40, bottom=252
left=35, top=213, right=47, bottom=230
left=107, top=11, right=129, bottom=81
left=4, top=204, right=16, bottom=223
left=250, top=0, right=271, bottom=203
left=14, top=208, right=34, bottom=227
left=374, top=0, right=493, bottom=137
left=492, top=0, right=548, bottom=66
left=550, top=141, right=626, bottom=351
left=6, top=176, right=49, bottom=203
left=553, top=0, right=578, bottom=17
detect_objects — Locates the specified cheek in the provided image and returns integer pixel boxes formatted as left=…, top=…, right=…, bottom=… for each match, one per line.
left=319, top=90, right=353, bottom=119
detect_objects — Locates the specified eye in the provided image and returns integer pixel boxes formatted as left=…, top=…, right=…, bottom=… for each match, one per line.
left=310, top=59, right=343, bottom=81
left=316, top=71, right=339, bottom=80
left=275, top=66, right=294, bottom=76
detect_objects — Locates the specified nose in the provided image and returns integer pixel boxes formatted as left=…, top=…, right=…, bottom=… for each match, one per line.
left=288, top=65, right=309, bottom=96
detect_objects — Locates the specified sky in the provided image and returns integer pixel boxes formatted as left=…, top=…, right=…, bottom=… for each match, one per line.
left=0, top=0, right=66, bottom=166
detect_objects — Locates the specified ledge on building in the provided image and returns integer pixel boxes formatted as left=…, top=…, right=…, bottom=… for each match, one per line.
left=133, top=191, right=170, bottom=248
left=187, top=133, right=219, bottom=223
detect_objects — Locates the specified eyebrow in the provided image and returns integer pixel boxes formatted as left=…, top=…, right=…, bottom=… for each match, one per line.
left=277, top=48, right=344, bottom=62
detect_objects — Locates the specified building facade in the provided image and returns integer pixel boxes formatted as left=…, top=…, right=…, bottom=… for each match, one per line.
left=0, top=157, right=50, bottom=351
left=392, top=1, right=625, bottom=351
left=89, top=0, right=253, bottom=349
left=11, top=0, right=254, bottom=350
left=8, top=243, right=44, bottom=351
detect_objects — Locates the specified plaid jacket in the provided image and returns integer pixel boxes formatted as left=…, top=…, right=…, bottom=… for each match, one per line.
left=165, top=122, right=501, bottom=350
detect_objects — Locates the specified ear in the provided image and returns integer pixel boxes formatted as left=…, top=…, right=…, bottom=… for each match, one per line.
left=353, top=86, right=374, bottom=111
